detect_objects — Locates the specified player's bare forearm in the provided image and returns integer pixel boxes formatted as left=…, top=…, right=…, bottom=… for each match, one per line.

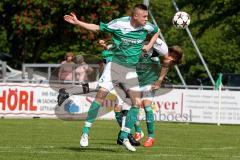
left=151, top=65, right=168, bottom=90
left=158, top=66, right=168, bottom=82
left=75, top=21, right=100, bottom=32
left=156, top=52, right=180, bottom=85
left=148, top=28, right=161, bottom=48
left=143, top=28, right=161, bottom=52
left=64, top=13, right=100, bottom=32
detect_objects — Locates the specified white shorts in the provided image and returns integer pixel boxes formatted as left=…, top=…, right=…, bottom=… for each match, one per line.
left=98, top=62, right=139, bottom=91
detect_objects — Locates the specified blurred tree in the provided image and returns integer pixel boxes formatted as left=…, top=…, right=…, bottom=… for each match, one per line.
left=0, top=0, right=134, bottom=65
left=149, top=0, right=240, bottom=85
left=176, top=0, right=240, bottom=84
left=0, top=0, right=239, bottom=86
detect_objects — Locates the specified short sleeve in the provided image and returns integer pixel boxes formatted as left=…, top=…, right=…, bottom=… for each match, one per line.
left=100, top=19, right=119, bottom=33
left=145, top=22, right=158, bottom=34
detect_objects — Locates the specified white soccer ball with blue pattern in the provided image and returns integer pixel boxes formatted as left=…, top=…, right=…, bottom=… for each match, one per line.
left=172, top=11, right=190, bottom=29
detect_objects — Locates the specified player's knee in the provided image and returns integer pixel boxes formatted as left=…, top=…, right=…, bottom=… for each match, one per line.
left=95, top=88, right=109, bottom=103
left=131, top=98, right=142, bottom=107
left=135, top=100, right=142, bottom=108
left=95, top=98, right=103, bottom=104
left=114, top=105, right=122, bottom=112
left=143, top=99, right=152, bottom=106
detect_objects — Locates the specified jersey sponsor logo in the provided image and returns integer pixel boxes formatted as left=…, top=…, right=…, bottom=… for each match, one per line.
left=122, top=38, right=144, bottom=44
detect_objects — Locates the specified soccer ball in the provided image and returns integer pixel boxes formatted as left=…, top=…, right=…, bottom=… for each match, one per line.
left=172, top=11, right=190, bottom=29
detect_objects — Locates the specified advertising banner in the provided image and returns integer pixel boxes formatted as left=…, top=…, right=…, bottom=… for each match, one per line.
left=0, top=83, right=240, bottom=124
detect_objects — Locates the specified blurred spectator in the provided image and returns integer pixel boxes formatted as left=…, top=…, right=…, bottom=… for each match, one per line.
left=58, top=52, right=75, bottom=81
left=75, top=55, right=93, bottom=93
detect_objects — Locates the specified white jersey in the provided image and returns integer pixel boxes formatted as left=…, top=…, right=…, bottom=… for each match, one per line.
left=153, top=38, right=168, bottom=56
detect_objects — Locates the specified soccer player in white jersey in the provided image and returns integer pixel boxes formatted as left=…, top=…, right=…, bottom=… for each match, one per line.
left=64, top=4, right=160, bottom=152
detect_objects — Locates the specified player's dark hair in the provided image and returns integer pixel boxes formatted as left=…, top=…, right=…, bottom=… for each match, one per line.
left=134, top=4, right=148, bottom=10
left=169, top=46, right=183, bottom=65
left=132, top=4, right=148, bottom=15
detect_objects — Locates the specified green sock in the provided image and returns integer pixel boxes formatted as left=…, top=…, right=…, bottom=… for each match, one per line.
left=145, top=106, right=154, bottom=138
left=115, top=111, right=122, bottom=127
left=130, top=125, right=135, bottom=134
left=120, top=106, right=139, bottom=139
left=134, top=120, right=142, bottom=133
left=82, top=101, right=101, bottom=134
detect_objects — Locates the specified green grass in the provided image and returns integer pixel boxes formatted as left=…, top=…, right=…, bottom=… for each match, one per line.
left=0, top=119, right=240, bottom=160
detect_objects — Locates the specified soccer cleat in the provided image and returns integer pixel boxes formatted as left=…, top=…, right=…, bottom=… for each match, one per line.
left=123, top=139, right=136, bottom=152
left=57, top=88, right=69, bottom=106
left=117, top=131, right=123, bottom=145
left=134, top=131, right=144, bottom=141
left=117, top=138, right=123, bottom=145
left=144, top=137, right=154, bottom=147
left=80, top=133, right=89, bottom=147
left=117, top=131, right=140, bottom=146
left=128, top=134, right=140, bottom=146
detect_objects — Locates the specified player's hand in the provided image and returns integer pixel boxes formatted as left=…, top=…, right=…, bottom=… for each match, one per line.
left=142, top=44, right=151, bottom=53
left=151, top=80, right=162, bottom=90
left=64, top=12, right=79, bottom=25
left=98, top=40, right=108, bottom=49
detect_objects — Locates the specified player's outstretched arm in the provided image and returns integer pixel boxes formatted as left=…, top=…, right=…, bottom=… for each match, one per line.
left=64, top=13, right=100, bottom=32
left=143, top=28, right=161, bottom=52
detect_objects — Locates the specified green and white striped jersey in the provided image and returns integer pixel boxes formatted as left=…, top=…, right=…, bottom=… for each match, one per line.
left=100, top=16, right=158, bottom=67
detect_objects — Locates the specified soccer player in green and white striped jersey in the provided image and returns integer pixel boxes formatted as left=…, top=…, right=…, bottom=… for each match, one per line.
left=64, top=4, right=160, bottom=151
left=97, top=38, right=183, bottom=147
left=134, top=40, right=183, bottom=147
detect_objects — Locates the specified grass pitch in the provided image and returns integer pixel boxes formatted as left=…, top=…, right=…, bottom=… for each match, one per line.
left=0, top=119, right=239, bottom=160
